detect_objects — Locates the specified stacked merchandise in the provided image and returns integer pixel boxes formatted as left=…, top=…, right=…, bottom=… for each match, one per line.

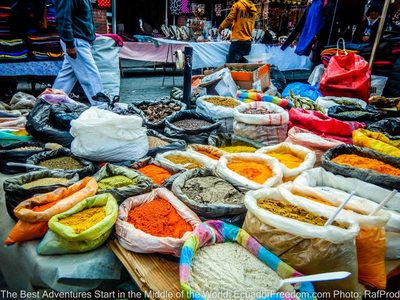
left=0, top=0, right=13, bottom=39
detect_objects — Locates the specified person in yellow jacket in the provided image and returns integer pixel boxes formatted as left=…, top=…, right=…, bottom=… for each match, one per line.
left=218, top=0, right=257, bottom=63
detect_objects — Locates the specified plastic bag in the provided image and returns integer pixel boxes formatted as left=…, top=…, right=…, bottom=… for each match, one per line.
left=5, top=177, right=98, bottom=245
left=0, top=141, right=45, bottom=174
left=386, top=232, right=400, bottom=260
left=243, top=187, right=360, bottom=294
left=256, top=142, right=316, bottom=180
left=172, top=168, right=246, bottom=218
left=289, top=108, right=365, bottom=143
left=70, top=107, right=148, bottom=162
left=147, top=129, right=186, bottom=157
left=0, top=129, right=32, bottom=146
left=315, top=96, right=367, bottom=110
left=327, top=105, right=387, bottom=122
left=180, top=220, right=315, bottom=300
left=27, top=148, right=95, bottom=179
left=353, top=129, right=400, bottom=158
left=4, top=170, right=79, bottom=221
left=215, top=153, right=283, bottom=191
left=130, top=99, right=186, bottom=131
left=208, top=133, right=264, bottom=149
left=164, top=110, right=222, bottom=144
left=308, top=64, right=325, bottom=86
left=93, top=163, right=153, bottom=202
left=370, top=75, right=388, bottom=97
left=116, top=188, right=201, bottom=256
left=282, top=82, right=321, bottom=101
left=321, top=145, right=400, bottom=190
left=155, top=150, right=216, bottom=171
left=285, top=127, right=344, bottom=166
left=319, top=52, right=371, bottom=101
left=38, top=193, right=118, bottom=255
left=0, top=116, right=26, bottom=129
left=199, top=68, right=237, bottom=98
left=279, top=183, right=389, bottom=289
left=49, top=103, right=88, bottom=130
left=368, top=118, right=400, bottom=140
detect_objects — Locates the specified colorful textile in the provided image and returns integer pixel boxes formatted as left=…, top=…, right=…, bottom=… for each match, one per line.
left=236, top=90, right=293, bottom=109
left=0, top=60, right=62, bottom=76
left=180, top=220, right=315, bottom=300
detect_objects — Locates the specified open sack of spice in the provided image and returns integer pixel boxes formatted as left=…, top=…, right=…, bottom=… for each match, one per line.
left=4, top=177, right=98, bottom=245
left=187, top=144, right=225, bottom=161
left=322, top=145, right=400, bottom=190
left=172, top=168, right=246, bottom=218
left=37, top=193, right=118, bottom=255
left=352, top=129, right=400, bottom=158
left=115, top=188, right=201, bottom=256
left=130, top=157, right=181, bottom=188
left=215, top=153, right=283, bottom=191
left=4, top=170, right=79, bottom=221
left=279, top=183, right=390, bottom=289
left=233, top=102, right=289, bottom=145
left=164, top=110, right=222, bottom=144
left=27, top=147, right=95, bottom=178
left=208, top=133, right=264, bottom=153
left=285, top=127, right=344, bottom=166
left=196, top=95, right=241, bottom=133
left=93, top=163, right=153, bottom=202
left=368, top=117, right=400, bottom=140
left=147, top=129, right=186, bottom=157
left=70, top=107, right=148, bottom=162
left=256, top=142, right=316, bottom=181
left=180, top=220, right=315, bottom=300
left=242, top=187, right=360, bottom=294
left=156, top=150, right=215, bottom=171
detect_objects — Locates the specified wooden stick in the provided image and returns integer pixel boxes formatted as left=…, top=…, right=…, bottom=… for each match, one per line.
left=325, top=192, right=355, bottom=226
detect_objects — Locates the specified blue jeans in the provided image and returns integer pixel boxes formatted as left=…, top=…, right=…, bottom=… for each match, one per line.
left=53, top=38, right=104, bottom=105
left=226, top=41, right=252, bottom=63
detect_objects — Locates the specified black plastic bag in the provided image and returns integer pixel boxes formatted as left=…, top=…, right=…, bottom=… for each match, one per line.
left=93, top=163, right=153, bottom=202
left=129, top=156, right=182, bottom=189
left=3, top=170, right=79, bottom=221
left=172, top=168, right=246, bottom=218
left=321, top=144, right=400, bottom=190
left=27, top=148, right=96, bottom=178
left=368, top=118, right=400, bottom=140
left=208, top=133, right=265, bottom=149
left=327, top=105, right=381, bottom=122
left=0, top=141, right=46, bottom=174
left=200, top=214, right=246, bottom=228
left=49, top=103, right=88, bottom=130
left=26, top=99, right=87, bottom=147
left=147, top=129, right=186, bottom=157
left=164, top=110, right=222, bottom=144
left=131, top=99, right=186, bottom=131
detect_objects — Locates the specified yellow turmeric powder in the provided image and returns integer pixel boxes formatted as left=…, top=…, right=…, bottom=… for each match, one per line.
left=165, top=155, right=204, bottom=169
left=219, top=145, right=256, bottom=153
left=59, top=207, right=106, bottom=234
left=227, top=160, right=272, bottom=184
left=266, top=152, right=303, bottom=169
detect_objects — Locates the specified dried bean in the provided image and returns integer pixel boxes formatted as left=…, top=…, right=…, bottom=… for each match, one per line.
left=172, top=119, right=212, bottom=130
left=148, top=136, right=170, bottom=149
left=38, top=156, right=83, bottom=170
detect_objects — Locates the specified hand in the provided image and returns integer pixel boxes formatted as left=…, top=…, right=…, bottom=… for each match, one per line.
left=66, top=47, right=77, bottom=59
left=362, top=36, right=370, bottom=42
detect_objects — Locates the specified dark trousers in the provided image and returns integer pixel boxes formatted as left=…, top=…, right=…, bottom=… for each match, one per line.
left=226, top=41, right=252, bottom=63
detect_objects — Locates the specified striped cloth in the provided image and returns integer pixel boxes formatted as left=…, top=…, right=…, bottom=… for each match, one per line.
left=180, top=220, right=316, bottom=300
left=236, top=90, right=293, bottom=109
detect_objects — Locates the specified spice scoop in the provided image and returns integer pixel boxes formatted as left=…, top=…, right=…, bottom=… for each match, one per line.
left=278, top=271, right=351, bottom=289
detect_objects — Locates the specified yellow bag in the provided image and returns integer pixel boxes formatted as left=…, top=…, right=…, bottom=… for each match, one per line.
left=353, top=129, right=400, bottom=158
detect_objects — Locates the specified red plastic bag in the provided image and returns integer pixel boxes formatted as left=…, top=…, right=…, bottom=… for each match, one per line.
left=319, top=50, right=371, bottom=101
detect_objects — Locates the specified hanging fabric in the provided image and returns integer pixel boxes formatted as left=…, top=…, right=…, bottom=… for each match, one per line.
left=170, top=0, right=181, bottom=16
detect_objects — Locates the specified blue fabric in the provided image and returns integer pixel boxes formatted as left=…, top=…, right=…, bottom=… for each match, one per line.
left=295, top=0, right=325, bottom=56
left=282, top=82, right=321, bottom=101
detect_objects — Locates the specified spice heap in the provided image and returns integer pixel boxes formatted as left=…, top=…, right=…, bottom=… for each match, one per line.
left=22, top=177, right=69, bottom=189
left=59, top=207, right=106, bottom=234
left=257, top=198, right=346, bottom=228
left=243, top=107, right=277, bottom=115
left=332, top=154, right=400, bottom=177
left=148, top=136, right=170, bottom=149
left=189, top=243, right=281, bottom=300
left=266, top=152, right=303, bottom=169
left=182, top=176, right=243, bottom=205
left=172, top=119, right=212, bottom=130
left=138, top=102, right=181, bottom=122
left=195, top=149, right=221, bottom=160
left=204, top=97, right=240, bottom=108
left=165, top=155, right=204, bottom=169
left=98, top=175, right=135, bottom=190
left=137, top=164, right=172, bottom=185
left=219, top=145, right=256, bottom=153
left=38, top=156, right=83, bottom=170
left=127, top=198, right=192, bottom=238
left=13, top=146, right=43, bottom=151
left=227, top=160, right=272, bottom=184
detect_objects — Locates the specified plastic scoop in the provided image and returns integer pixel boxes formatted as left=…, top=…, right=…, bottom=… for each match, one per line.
left=324, top=192, right=355, bottom=226
left=278, top=271, right=351, bottom=289
left=6, top=162, right=47, bottom=170
left=369, top=190, right=397, bottom=216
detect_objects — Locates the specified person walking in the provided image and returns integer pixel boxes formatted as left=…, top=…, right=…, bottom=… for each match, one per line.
left=53, top=0, right=105, bottom=105
left=218, top=0, right=257, bottom=63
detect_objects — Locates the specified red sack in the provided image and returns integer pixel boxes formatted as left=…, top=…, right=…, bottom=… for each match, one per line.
left=319, top=50, right=371, bottom=101
left=289, top=108, right=365, bottom=143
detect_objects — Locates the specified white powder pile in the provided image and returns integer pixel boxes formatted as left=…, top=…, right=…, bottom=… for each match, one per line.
left=188, top=242, right=281, bottom=300
left=296, top=132, right=328, bottom=143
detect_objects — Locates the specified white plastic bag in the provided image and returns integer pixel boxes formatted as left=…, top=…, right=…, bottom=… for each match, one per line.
left=370, top=75, right=388, bottom=97
left=200, top=68, right=237, bottom=98
left=115, top=188, right=201, bottom=256
left=256, top=142, right=316, bottom=179
left=233, top=102, right=289, bottom=125
left=315, top=96, right=367, bottom=110
left=308, top=64, right=325, bottom=86
left=386, top=232, right=400, bottom=260
left=70, top=107, right=148, bottom=162
left=155, top=150, right=216, bottom=171
left=215, top=153, right=283, bottom=191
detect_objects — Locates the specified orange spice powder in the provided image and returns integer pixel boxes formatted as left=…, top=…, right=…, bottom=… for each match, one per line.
left=196, top=149, right=221, bottom=160
left=137, top=164, right=172, bottom=185
left=227, top=160, right=272, bottom=184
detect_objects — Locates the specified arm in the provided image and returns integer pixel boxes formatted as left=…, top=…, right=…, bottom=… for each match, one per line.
left=56, top=0, right=74, bottom=49
left=219, top=3, right=238, bottom=31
